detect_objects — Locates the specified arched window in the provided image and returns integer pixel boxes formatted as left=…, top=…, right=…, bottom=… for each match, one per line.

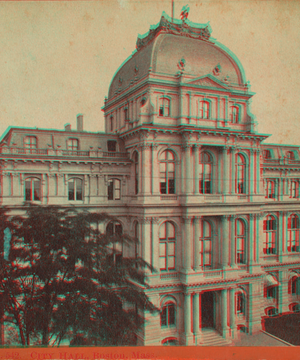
left=263, top=215, right=277, bottom=254
left=162, top=337, right=178, bottom=346
left=106, top=221, right=123, bottom=264
left=199, top=152, right=212, bottom=194
left=287, top=151, right=295, bottom=160
left=25, top=178, right=41, bottom=201
left=159, top=150, right=175, bottom=194
left=288, top=276, right=298, bottom=295
left=291, top=303, right=300, bottom=313
left=68, top=178, right=83, bottom=201
left=230, top=106, right=239, bottom=123
left=265, top=307, right=277, bottom=317
left=236, top=219, right=246, bottom=264
left=159, top=222, right=176, bottom=271
left=236, top=293, right=245, bottom=315
left=266, top=180, right=276, bottom=199
left=236, top=154, right=246, bottom=194
left=288, top=215, right=299, bottom=252
left=199, top=100, right=210, bottom=119
left=200, top=220, right=212, bottom=269
left=67, top=138, right=79, bottom=151
left=161, top=302, right=176, bottom=327
left=290, top=181, right=298, bottom=198
left=133, top=151, right=139, bottom=195
left=159, top=97, right=170, bottom=117
left=24, top=136, right=37, bottom=149
left=108, top=178, right=121, bottom=200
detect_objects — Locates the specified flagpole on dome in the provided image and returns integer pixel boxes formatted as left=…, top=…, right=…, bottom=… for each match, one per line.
left=172, top=0, right=174, bottom=22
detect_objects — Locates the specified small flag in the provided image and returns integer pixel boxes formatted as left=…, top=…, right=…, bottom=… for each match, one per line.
left=3, top=227, right=11, bottom=261
left=180, top=5, right=190, bottom=21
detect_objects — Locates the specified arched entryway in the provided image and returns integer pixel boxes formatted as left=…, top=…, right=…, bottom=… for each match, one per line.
left=201, top=291, right=214, bottom=328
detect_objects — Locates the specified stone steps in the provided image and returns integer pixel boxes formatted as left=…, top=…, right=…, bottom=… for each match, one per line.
left=200, top=329, right=232, bottom=346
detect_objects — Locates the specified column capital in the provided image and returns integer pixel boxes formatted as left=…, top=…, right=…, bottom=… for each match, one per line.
left=138, top=217, right=152, bottom=224
left=181, top=216, right=193, bottom=224
left=222, top=214, right=231, bottom=220
left=152, top=217, right=160, bottom=224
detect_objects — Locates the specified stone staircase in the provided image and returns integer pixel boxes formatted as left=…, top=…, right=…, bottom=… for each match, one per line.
left=200, top=328, right=232, bottom=346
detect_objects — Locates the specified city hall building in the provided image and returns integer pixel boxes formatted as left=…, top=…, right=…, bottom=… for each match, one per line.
left=1, top=11, right=300, bottom=346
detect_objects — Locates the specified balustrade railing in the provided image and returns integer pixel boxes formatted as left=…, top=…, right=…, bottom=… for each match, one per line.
left=0, top=146, right=129, bottom=159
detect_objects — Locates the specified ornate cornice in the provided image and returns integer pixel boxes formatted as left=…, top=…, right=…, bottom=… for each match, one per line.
left=136, top=12, right=211, bottom=52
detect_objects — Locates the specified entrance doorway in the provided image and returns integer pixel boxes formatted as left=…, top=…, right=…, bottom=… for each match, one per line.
left=202, top=291, right=214, bottom=328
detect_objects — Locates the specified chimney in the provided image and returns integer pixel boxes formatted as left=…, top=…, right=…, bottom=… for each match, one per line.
left=64, top=123, right=71, bottom=131
left=77, top=114, right=83, bottom=132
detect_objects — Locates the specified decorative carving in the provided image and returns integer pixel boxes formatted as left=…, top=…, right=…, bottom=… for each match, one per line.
left=212, top=64, right=222, bottom=76
left=177, top=57, right=186, bottom=74
left=136, top=12, right=211, bottom=52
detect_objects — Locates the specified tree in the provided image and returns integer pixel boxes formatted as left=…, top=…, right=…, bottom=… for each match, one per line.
left=0, top=205, right=156, bottom=346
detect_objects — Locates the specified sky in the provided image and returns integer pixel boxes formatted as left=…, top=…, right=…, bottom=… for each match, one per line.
left=0, top=0, right=300, bottom=145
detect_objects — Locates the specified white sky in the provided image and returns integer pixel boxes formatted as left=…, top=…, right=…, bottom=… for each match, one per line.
left=0, top=0, right=299, bottom=145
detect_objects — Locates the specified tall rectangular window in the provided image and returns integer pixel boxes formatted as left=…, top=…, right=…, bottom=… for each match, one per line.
left=25, top=178, right=41, bottom=201
left=108, top=179, right=121, bottom=200
left=67, top=139, right=79, bottom=151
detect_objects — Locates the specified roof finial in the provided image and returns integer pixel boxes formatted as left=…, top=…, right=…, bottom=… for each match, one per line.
left=180, top=4, right=190, bottom=21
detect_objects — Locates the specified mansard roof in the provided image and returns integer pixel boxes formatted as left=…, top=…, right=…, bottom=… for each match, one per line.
left=108, top=12, right=247, bottom=100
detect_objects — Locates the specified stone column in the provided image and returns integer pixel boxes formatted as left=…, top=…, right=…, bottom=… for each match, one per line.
left=193, top=292, right=201, bottom=344
left=179, top=90, right=185, bottom=125
left=150, top=145, right=155, bottom=195
left=222, top=147, right=230, bottom=195
left=217, top=96, right=220, bottom=127
left=230, top=216, right=236, bottom=268
left=141, top=144, right=151, bottom=195
left=229, top=288, right=236, bottom=339
left=225, top=97, right=229, bottom=126
left=248, top=283, right=253, bottom=335
left=194, top=216, right=201, bottom=272
left=183, top=217, right=192, bottom=272
left=248, top=214, right=255, bottom=270
left=221, top=289, right=229, bottom=338
left=181, top=146, right=185, bottom=195
left=221, top=215, right=230, bottom=270
left=282, top=211, right=287, bottom=255
left=194, top=145, right=200, bottom=195
left=257, top=213, right=265, bottom=261
left=230, top=147, right=236, bottom=195
left=278, top=211, right=284, bottom=262
left=141, top=218, right=151, bottom=271
left=152, top=217, right=160, bottom=272
left=184, top=145, right=193, bottom=194
left=184, top=292, right=192, bottom=344
left=249, top=149, right=255, bottom=198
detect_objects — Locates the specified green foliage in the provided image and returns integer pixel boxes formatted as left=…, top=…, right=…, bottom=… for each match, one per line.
left=0, top=205, right=156, bottom=346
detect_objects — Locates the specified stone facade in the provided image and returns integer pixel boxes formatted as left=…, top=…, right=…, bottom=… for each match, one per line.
left=1, top=11, right=300, bottom=346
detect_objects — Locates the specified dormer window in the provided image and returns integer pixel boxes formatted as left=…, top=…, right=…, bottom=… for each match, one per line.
left=67, top=139, right=79, bottom=151
left=107, top=140, right=117, bottom=152
left=230, top=106, right=239, bottom=123
left=287, top=151, right=295, bottom=160
left=24, top=136, right=37, bottom=149
left=263, top=150, right=272, bottom=159
left=159, top=98, right=170, bottom=117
